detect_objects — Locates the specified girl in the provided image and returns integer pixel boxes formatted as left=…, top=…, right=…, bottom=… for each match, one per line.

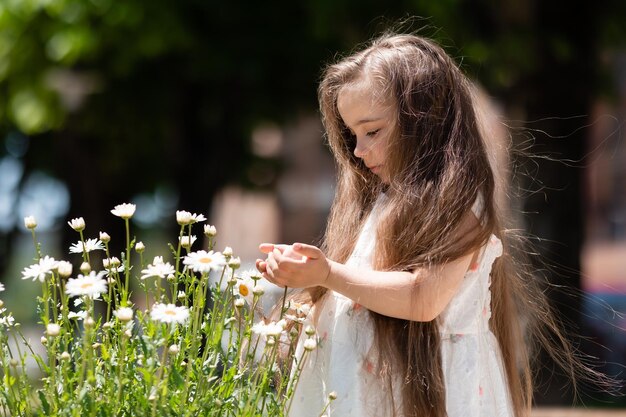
left=256, top=33, right=567, bottom=417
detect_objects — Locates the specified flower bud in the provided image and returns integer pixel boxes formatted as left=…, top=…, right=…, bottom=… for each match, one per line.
left=102, top=322, right=113, bottom=329
left=168, top=344, right=180, bottom=355
left=228, top=257, right=241, bottom=269
left=24, top=216, right=37, bottom=230
left=135, top=241, right=145, bottom=253
left=99, top=232, right=111, bottom=243
left=204, top=224, right=217, bottom=237
left=0, top=300, right=4, bottom=308
left=303, top=338, right=317, bottom=351
left=234, top=298, right=245, bottom=308
left=60, top=351, right=71, bottom=361
left=84, top=317, right=95, bottom=328
left=328, top=391, right=337, bottom=400
left=46, top=323, right=60, bottom=337
left=304, top=325, right=316, bottom=336
left=80, top=262, right=91, bottom=275
left=41, top=336, right=48, bottom=345
left=124, top=329, right=132, bottom=338
left=179, top=235, right=196, bottom=249
left=223, top=246, right=233, bottom=257
left=176, top=210, right=192, bottom=225
left=92, top=342, right=101, bottom=349
left=108, top=257, right=121, bottom=267
left=253, top=284, right=265, bottom=296
left=177, top=291, right=186, bottom=300
left=10, top=359, right=18, bottom=367
left=111, top=203, right=136, bottom=219
left=68, top=217, right=85, bottom=232
left=266, top=338, right=276, bottom=346
left=114, top=307, right=133, bottom=322
left=56, top=261, right=73, bottom=278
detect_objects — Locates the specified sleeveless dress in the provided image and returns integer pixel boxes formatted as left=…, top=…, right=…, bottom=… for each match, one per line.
left=288, top=194, right=514, bottom=417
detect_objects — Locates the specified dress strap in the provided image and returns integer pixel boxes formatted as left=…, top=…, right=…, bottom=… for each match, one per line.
left=471, top=192, right=485, bottom=219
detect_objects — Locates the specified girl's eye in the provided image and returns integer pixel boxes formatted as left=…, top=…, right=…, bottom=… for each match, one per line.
left=366, top=129, right=380, bottom=137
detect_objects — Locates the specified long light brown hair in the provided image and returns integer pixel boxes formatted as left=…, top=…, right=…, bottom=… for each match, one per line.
left=298, top=33, right=582, bottom=417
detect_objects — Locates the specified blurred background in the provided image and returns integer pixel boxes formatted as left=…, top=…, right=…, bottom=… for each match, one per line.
left=0, top=0, right=625, bottom=410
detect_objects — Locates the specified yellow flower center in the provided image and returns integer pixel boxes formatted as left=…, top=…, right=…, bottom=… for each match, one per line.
left=80, top=282, right=94, bottom=289
left=199, top=257, right=212, bottom=264
left=239, top=284, right=249, bottom=297
left=165, top=310, right=176, bottom=316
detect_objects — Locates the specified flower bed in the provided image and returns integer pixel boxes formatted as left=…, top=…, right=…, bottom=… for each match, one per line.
left=0, top=204, right=322, bottom=416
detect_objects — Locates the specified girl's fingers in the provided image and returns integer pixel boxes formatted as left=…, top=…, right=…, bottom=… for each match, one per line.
left=292, top=243, right=322, bottom=259
left=255, top=259, right=267, bottom=273
left=259, top=243, right=290, bottom=254
left=266, top=252, right=279, bottom=272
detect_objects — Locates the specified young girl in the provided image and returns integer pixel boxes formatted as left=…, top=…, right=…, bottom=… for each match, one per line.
left=256, top=33, right=563, bottom=417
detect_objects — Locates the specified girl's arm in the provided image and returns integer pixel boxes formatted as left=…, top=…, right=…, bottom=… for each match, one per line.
left=256, top=213, right=480, bottom=322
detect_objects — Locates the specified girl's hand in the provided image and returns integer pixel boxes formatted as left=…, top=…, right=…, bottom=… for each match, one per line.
left=255, top=243, right=332, bottom=289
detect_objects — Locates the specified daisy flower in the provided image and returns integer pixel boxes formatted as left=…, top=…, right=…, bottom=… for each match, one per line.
left=251, top=320, right=286, bottom=338
left=56, top=261, right=73, bottom=278
left=65, top=271, right=107, bottom=298
left=111, top=203, right=136, bottom=219
left=183, top=250, right=226, bottom=273
left=234, top=272, right=256, bottom=305
left=176, top=210, right=207, bottom=225
left=0, top=314, right=15, bottom=327
left=150, top=303, right=189, bottom=324
left=21, top=256, right=58, bottom=282
left=67, top=311, right=87, bottom=321
left=24, top=216, right=37, bottom=229
left=179, top=235, right=197, bottom=249
left=67, top=217, right=85, bottom=232
left=141, top=256, right=175, bottom=280
left=114, top=307, right=134, bottom=322
left=204, top=224, right=217, bottom=237
left=69, top=238, right=105, bottom=254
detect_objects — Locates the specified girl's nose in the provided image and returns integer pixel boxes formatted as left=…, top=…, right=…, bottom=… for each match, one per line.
left=353, top=139, right=367, bottom=159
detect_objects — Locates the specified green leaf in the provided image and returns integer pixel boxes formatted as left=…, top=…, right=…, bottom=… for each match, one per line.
left=37, top=390, right=50, bottom=415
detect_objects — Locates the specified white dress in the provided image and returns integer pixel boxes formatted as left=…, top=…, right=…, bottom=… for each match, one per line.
left=289, top=194, right=514, bottom=417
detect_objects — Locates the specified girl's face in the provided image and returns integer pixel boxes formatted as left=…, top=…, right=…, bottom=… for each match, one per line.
left=337, top=79, right=396, bottom=183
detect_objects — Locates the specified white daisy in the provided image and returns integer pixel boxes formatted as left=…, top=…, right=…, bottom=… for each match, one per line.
left=21, top=256, right=58, bottom=282
left=183, top=250, right=226, bottom=273
left=46, top=323, right=61, bottom=336
left=303, top=338, right=317, bottom=351
left=67, top=217, right=85, bottom=232
left=141, top=256, right=175, bottom=280
left=0, top=314, right=15, bottom=327
left=204, top=224, right=217, bottom=237
left=251, top=320, right=286, bottom=338
left=233, top=274, right=255, bottom=305
left=67, top=311, right=87, bottom=321
left=179, top=235, right=197, bottom=249
left=24, top=216, right=37, bottom=229
left=150, top=303, right=189, bottom=324
left=65, top=271, right=107, bottom=298
left=113, top=307, right=134, bottom=322
left=111, top=203, right=136, bottom=219
left=175, top=210, right=206, bottom=225
left=56, top=261, right=73, bottom=278
left=69, top=238, right=105, bottom=254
